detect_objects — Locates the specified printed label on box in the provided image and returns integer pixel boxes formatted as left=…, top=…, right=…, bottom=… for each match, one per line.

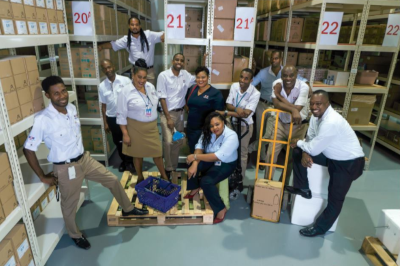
left=50, top=23, right=58, bottom=34
left=46, top=0, right=54, bottom=9
left=15, top=21, right=28, bottom=35
left=48, top=189, right=55, bottom=200
left=17, top=238, right=29, bottom=259
left=5, top=255, right=16, bottom=266
left=217, top=24, right=225, bottom=32
left=212, top=69, right=220, bottom=76
left=32, top=206, right=40, bottom=220
left=27, top=21, right=38, bottom=34
left=36, top=0, right=45, bottom=7
left=10, top=0, right=22, bottom=3
left=2, top=19, right=15, bottom=34
left=24, top=0, right=34, bottom=5
left=39, top=22, right=48, bottom=34
left=59, top=23, right=66, bottom=34
left=218, top=6, right=223, bottom=11
left=56, top=0, right=63, bottom=10
left=41, top=197, right=48, bottom=210
left=351, top=108, right=358, bottom=112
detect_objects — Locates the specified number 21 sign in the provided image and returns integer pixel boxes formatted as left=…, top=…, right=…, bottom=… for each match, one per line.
left=234, top=7, right=255, bottom=42
left=319, top=12, right=343, bottom=45
left=166, top=4, right=185, bottom=39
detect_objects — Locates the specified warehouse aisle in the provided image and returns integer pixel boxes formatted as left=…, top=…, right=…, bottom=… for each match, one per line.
left=46, top=139, right=400, bottom=266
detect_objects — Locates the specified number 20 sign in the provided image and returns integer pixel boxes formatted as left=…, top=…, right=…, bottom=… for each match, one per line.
left=166, top=4, right=185, bottom=39
left=319, top=12, right=343, bottom=45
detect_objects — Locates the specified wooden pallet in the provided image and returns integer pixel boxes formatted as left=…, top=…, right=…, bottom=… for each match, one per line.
left=361, top=236, right=399, bottom=266
left=107, top=171, right=214, bottom=226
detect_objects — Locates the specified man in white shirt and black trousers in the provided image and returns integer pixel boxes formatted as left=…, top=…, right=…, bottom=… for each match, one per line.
left=287, top=90, right=365, bottom=237
left=157, top=53, right=196, bottom=178
left=99, top=59, right=133, bottom=172
left=23, top=76, right=148, bottom=250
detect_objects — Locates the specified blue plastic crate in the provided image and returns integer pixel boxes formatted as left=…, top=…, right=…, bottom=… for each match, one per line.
left=135, top=176, right=181, bottom=213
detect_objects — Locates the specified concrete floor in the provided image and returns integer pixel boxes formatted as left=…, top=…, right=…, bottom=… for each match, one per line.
left=46, top=138, right=400, bottom=266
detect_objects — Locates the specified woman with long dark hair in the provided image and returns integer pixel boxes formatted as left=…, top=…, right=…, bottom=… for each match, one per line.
left=185, top=112, right=239, bottom=224
left=116, top=59, right=168, bottom=183
left=99, top=17, right=164, bottom=85
left=185, top=66, right=225, bottom=153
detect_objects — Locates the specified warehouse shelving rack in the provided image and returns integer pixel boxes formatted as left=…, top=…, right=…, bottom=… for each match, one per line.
left=254, top=0, right=400, bottom=170
left=0, top=1, right=89, bottom=265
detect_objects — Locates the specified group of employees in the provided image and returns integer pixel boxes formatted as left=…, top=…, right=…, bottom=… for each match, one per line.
left=22, top=16, right=365, bottom=250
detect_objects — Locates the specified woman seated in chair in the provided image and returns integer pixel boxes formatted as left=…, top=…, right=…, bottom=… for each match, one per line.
left=185, top=112, right=239, bottom=224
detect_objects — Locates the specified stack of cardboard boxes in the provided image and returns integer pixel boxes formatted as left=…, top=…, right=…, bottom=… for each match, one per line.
left=0, top=152, right=17, bottom=226
left=257, top=0, right=309, bottom=16
left=339, top=25, right=387, bottom=45
left=185, top=8, right=203, bottom=38
left=30, top=185, right=56, bottom=222
left=211, top=46, right=234, bottom=83
left=183, top=45, right=203, bottom=73
left=255, top=21, right=268, bottom=41
left=1, top=223, right=35, bottom=266
left=1, top=56, right=44, bottom=125
left=124, top=0, right=151, bottom=17
left=213, top=0, right=237, bottom=40
left=81, top=125, right=114, bottom=154
left=270, top=17, right=304, bottom=43
left=0, top=0, right=65, bottom=35
left=330, top=93, right=376, bottom=125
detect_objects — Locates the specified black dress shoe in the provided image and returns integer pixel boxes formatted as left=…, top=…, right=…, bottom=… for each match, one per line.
left=285, top=186, right=312, bottom=199
left=299, top=226, right=325, bottom=237
left=72, top=235, right=91, bottom=250
left=122, top=207, right=149, bottom=216
left=118, top=162, right=126, bottom=172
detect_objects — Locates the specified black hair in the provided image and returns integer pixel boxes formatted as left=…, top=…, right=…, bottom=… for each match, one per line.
left=201, top=112, right=226, bottom=151
left=241, top=68, right=254, bottom=79
left=313, top=89, right=330, bottom=102
left=127, top=17, right=149, bottom=53
left=271, top=50, right=282, bottom=58
left=173, top=53, right=185, bottom=60
left=42, top=76, right=64, bottom=93
left=195, top=66, right=209, bottom=77
left=132, top=58, right=148, bottom=75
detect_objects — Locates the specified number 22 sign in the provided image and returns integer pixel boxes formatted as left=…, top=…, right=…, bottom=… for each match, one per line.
left=166, top=4, right=185, bottom=39
left=383, top=14, right=400, bottom=47
left=319, top=12, right=343, bottom=45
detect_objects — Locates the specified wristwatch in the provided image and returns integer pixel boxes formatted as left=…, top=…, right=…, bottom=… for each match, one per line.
left=224, top=110, right=228, bottom=117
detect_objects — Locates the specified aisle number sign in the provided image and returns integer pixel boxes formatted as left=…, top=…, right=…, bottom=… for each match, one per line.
left=382, top=14, right=400, bottom=47
left=234, top=7, right=255, bottom=42
left=72, top=2, right=93, bottom=36
left=166, top=4, right=185, bottom=39
left=319, top=12, right=343, bottom=45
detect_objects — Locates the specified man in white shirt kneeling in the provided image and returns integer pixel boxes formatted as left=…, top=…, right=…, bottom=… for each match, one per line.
left=287, top=90, right=365, bottom=237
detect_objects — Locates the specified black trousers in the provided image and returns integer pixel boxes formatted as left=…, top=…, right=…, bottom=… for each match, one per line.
left=187, top=127, right=203, bottom=154
left=292, top=147, right=365, bottom=233
left=106, top=116, right=133, bottom=163
left=187, top=161, right=236, bottom=215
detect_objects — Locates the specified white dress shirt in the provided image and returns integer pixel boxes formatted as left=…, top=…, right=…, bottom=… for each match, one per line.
left=111, top=30, right=163, bottom=66
left=116, top=82, right=159, bottom=124
left=157, top=68, right=196, bottom=111
left=297, top=105, right=365, bottom=160
left=195, top=126, right=239, bottom=163
left=24, top=103, right=84, bottom=163
left=98, top=74, right=132, bottom=117
left=272, top=79, right=309, bottom=124
left=226, top=83, right=260, bottom=125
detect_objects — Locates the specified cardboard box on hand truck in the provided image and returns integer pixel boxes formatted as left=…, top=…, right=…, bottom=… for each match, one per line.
left=251, top=179, right=282, bottom=222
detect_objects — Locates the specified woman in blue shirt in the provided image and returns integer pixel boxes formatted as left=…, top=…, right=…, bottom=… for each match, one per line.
left=185, top=112, right=239, bottom=224
left=185, top=66, right=225, bottom=153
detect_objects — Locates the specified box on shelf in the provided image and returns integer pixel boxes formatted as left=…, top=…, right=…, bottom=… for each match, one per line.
left=0, top=76, right=16, bottom=93
left=327, top=70, right=350, bottom=86
left=213, top=19, right=234, bottom=40
left=286, top=51, right=298, bottom=66
left=81, top=126, right=92, bottom=139
left=56, top=10, right=64, bottom=23
left=35, top=7, right=47, bottom=22
left=27, top=21, right=39, bottom=35
left=211, top=63, right=233, bottom=83
left=0, top=183, right=18, bottom=217
left=4, top=91, right=19, bottom=111
left=47, top=186, right=56, bottom=201
left=20, top=102, right=34, bottom=119
left=91, top=128, right=102, bottom=141
left=376, top=209, right=400, bottom=254
left=83, top=137, right=94, bottom=151
left=0, top=152, right=11, bottom=175
left=5, top=224, right=30, bottom=262
left=185, top=21, right=203, bottom=38
left=0, top=203, right=4, bottom=225
left=0, top=240, right=17, bottom=266
left=355, top=70, right=379, bottom=85
left=297, top=52, right=313, bottom=66
left=185, top=8, right=202, bottom=22
left=183, top=45, right=203, bottom=57
left=11, top=3, right=26, bottom=20
left=271, top=17, right=304, bottom=43
left=8, top=107, right=22, bottom=125
left=184, top=56, right=201, bottom=73
left=233, top=56, right=249, bottom=82
left=213, top=0, right=237, bottom=19
left=297, top=67, right=327, bottom=82
left=19, top=247, right=34, bottom=266
left=87, top=100, right=100, bottom=114
left=301, top=17, right=318, bottom=42
left=17, top=87, right=32, bottom=105
left=0, top=168, right=14, bottom=193
left=93, top=140, right=110, bottom=154
left=251, top=179, right=282, bottom=221
left=212, top=46, right=234, bottom=64
left=0, top=18, right=16, bottom=35
left=36, top=0, right=46, bottom=8
left=38, top=21, right=49, bottom=34
left=24, top=6, right=36, bottom=20
left=0, top=2, right=13, bottom=19
left=346, top=95, right=376, bottom=125
left=38, top=192, right=49, bottom=212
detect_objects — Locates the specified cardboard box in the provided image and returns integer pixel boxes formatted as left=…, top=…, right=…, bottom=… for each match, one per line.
left=0, top=76, right=16, bottom=93
left=82, top=137, right=94, bottom=151
left=211, top=63, right=233, bottom=83
left=1, top=18, right=15, bottom=34
left=24, top=5, right=37, bottom=20
left=183, top=45, right=203, bottom=57
left=386, top=85, right=400, bottom=109
left=185, top=21, right=203, bottom=38
left=0, top=60, right=13, bottom=79
left=20, top=102, right=34, bottom=119
left=0, top=203, right=5, bottom=225
left=213, top=0, right=237, bottom=19
left=213, top=19, right=234, bottom=40
left=35, top=7, right=47, bottom=22
left=212, top=46, right=234, bottom=64
left=13, top=72, right=29, bottom=90
left=5, top=224, right=30, bottom=261
left=11, top=3, right=26, bottom=20
left=376, top=209, right=400, bottom=254
left=8, top=56, right=26, bottom=75
left=0, top=183, right=18, bottom=217
left=17, top=86, right=32, bottom=105
left=0, top=240, right=17, bottom=266
left=347, top=95, right=376, bottom=125
left=0, top=152, right=11, bottom=175
left=45, top=0, right=54, bottom=9
left=297, top=52, right=313, bottom=66
left=4, top=91, right=19, bottom=110
left=23, top=0, right=35, bottom=6
left=87, top=100, right=100, bottom=114
left=0, top=168, right=13, bottom=192
left=58, top=22, right=65, bottom=34
left=257, top=20, right=268, bottom=41
left=8, top=107, right=22, bottom=125
left=39, top=192, right=49, bottom=211
left=36, top=0, right=46, bottom=8
left=184, top=56, right=201, bottom=72
left=30, top=201, right=40, bottom=221
left=23, top=56, right=38, bottom=72
left=272, top=17, right=304, bottom=43
left=327, top=70, right=350, bottom=86
left=251, top=179, right=282, bottom=221
left=355, top=70, right=379, bottom=85
left=185, top=8, right=202, bottom=22
left=27, top=21, right=39, bottom=34
left=49, top=22, right=58, bottom=34
left=91, top=128, right=102, bottom=141
left=93, top=140, right=110, bottom=153
left=81, top=126, right=92, bottom=139
left=286, top=51, right=298, bottom=66
left=47, top=186, right=56, bottom=201
left=0, top=1, right=13, bottom=19
left=19, top=247, right=34, bottom=266
left=47, top=9, right=57, bottom=22
left=30, top=85, right=43, bottom=100
left=233, top=56, right=249, bottom=82
left=33, top=97, right=44, bottom=113
left=301, top=18, right=318, bottom=42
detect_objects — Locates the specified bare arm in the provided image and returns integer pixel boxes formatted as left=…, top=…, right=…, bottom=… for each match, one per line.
left=23, top=148, right=57, bottom=185
left=160, top=98, right=174, bottom=131
left=120, top=125, right=131, bottom=146
left=101, top=103, right=110, bottom=134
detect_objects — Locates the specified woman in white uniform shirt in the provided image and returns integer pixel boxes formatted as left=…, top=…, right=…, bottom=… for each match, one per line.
left=185, top=112, right=239, bottom=224
left=117, top=59, right=168, bottom=182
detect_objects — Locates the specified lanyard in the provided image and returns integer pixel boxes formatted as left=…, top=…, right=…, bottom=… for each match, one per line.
left=138, top=88, right=153, bottom=107
left=236, top=91, right=247, bottom=107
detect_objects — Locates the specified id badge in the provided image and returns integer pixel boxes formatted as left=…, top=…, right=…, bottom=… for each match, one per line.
left=68, top=166, right=76, bottom=180
left=145, top=107, right=152, bottom=117
left=180, top=113, right=184, bottom=121
left=215, top=161, right=222, bottom=166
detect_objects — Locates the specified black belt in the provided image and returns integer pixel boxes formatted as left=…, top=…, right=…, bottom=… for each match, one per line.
left=53, top=153, right=84, bottom=165
left=170, top=107, right=184, bottom=112
left=260, top=97, right=269, bottom=103
left=283, top=119, right=309, bottom=125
